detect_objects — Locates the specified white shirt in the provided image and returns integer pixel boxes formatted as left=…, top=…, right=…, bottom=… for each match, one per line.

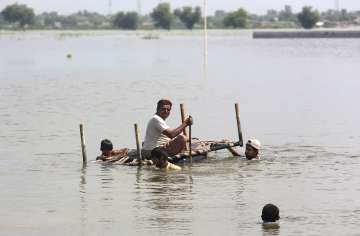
left=143, top=114, right=170, bottom=150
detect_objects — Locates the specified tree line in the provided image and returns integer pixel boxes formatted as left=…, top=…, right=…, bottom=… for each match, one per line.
left=1, top=2, right=360, bottom=30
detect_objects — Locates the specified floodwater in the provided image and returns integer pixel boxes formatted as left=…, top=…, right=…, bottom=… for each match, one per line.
left=0, top=30, right=359, bottom=235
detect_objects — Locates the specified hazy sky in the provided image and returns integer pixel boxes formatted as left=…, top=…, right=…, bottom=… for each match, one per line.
left=1, top=0, right=359, bottom=15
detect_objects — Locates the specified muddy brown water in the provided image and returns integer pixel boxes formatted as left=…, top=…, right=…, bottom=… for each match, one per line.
left=0, top=30, right=359, bottom=235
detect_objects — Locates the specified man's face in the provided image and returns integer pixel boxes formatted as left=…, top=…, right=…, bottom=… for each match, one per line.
left=151, top=157, right=159, bottom=166
left=158, top=104, right=171, bottom=119
left=245, top=144, right=258, bottom=160
left=152, top=157, right=168, bottom=168
left=102, top=149, right=112, bottom=157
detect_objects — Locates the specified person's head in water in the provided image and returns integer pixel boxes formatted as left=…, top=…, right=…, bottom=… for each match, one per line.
left=100, top=139, right=113, bottom=157
left=262, top=204, right=280, bottom=223
left=245, top=139, right=261, bottom=160
left=151, top=147, right=169, bottom=168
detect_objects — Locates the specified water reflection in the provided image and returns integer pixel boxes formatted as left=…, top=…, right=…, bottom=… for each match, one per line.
left=79, top=167, right=87, bottom=236
left=262, top=225, right=280, bottom=236
left=96, top=165, right=116, bottom=228
left=133, top=168, right=194, bottom=234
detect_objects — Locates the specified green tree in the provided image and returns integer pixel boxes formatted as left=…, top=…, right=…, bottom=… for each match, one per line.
left=1, top=3, right=35, bottom=28
left=174, top=6, right=201, bottom=29
left=151, top=3, right=173, bottom=30
left=265, top=9, right=278, bottom=22
left=297, top=6, right=320, bottom=29
left=223, top=8, right=248, bottom=28
left=210, top=10, right=226, bottom=28
left=59, top=15, right=77, bottom=29
left=112, top=11, right=139, bottom=29
left=279, top=5, right=296, bottom=22
left=37, top=11, right=61, bottom=28
left=339, top=9, right=353, bottom=21
left=0, top=14, right=5, bottom=28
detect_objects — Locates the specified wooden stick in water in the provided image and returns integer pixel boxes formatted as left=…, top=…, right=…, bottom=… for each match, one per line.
left=189, top=116, right=192, bottom=165
left=79, top=124, right=87, bottom=165
left=180, top=104, right=188, bottom=151
left=134, top=123, right=142, bottom=165
left=235, top=103, right=244, bottom=147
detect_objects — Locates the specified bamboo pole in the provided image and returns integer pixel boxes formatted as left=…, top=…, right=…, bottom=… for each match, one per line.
left=189, top=118, right=192, bottom=165
left=235, top=103, right=244, bottom=147
left=180, top=104, right=188, bottom=137
left=79, top=124, right=87, bottom=165
left=134, top=123, right=142, bottom=165
left=180, top=104, right=188, bottom=151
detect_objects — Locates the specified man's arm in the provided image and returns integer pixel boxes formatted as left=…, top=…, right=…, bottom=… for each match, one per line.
left=111, top=148, right=129, bottom=156
left=227, top=147, right=242, bottom=156
left=162, top=117, right=192, bottom=139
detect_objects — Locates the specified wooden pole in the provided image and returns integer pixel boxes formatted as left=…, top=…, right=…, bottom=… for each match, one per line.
left=134, top=123, right=142, bottom=164
left=180, top=104, right=188, bottom=151
left=79, top=124, right=87, bottom=165
left=180, top=104, right=188, bottom=137
left=235, top=103, right=244, bottom=147
left=189, top=116, right=192, bottom=165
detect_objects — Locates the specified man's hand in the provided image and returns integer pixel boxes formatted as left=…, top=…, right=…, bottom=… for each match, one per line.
left=163, top=116, right=193, bottom=139
left=185, top=116, right=193, bottom=126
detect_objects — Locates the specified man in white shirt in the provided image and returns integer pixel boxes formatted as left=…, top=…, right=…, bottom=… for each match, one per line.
left=143, top=99, right=192, bottom=158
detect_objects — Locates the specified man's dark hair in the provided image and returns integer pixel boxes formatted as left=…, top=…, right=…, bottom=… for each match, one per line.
left=151, top=147, right=169, bottom=159
left=261, top=204, right=280, bottom=222
left=156, top=99, right=172, bottom=112
left=100, top=139, right=113, bottom=151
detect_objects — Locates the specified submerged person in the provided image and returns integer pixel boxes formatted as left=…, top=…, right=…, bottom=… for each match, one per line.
left=151, top=147, right=182, bottom=171
left=143, top=99, right=193, bottom=159
left=261, top=203, right=280, bottom=228
left=96, top=139, right=129, bottom=161
left=96, top=139, right=153, bottom=165
left=228, top=139, right=261, bottom=160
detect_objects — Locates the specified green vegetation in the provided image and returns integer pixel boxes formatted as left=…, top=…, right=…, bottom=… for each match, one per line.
left=36, top=10, right=109, bottom=29
left=278, top=5, right=297, bottom=22
left=112, top=11, right=139, bottom=30
left=223, top=8, right=248, bottom=28
left=297, top=6, right=320, bottom=29
left=150, top=3, right=173, bottom=30
left=1, top=3, right=35, bottom=29
left=174, top=6, right=201, bottom=30
left=1, top=2, right=360, bottom=30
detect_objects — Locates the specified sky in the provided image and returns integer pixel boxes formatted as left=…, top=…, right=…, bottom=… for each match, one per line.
left=0, top=0, right=360, bottom=15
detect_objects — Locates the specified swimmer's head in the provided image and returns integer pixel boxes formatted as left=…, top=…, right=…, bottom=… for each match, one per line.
left=261, top=203, right=280, bottom=223
left=245, top=139, right=261, bottom=160
left=151, top=147, right=169, bottom=168
left=100, top=139, right=113, bottom=156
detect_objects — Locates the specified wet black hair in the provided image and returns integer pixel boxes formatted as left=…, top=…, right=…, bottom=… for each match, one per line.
left=151, top=147, right=168, bottom=163
left=100, top=139, right=113, bottom=151
left=151, top=147, right=168, bottom=158
left=262, top=204, right=280, bottom=222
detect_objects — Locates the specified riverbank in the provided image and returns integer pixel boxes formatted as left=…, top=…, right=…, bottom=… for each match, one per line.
left=253, top=29, right=360, bottom=38
left=2, top=28, right=360, bottom=38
